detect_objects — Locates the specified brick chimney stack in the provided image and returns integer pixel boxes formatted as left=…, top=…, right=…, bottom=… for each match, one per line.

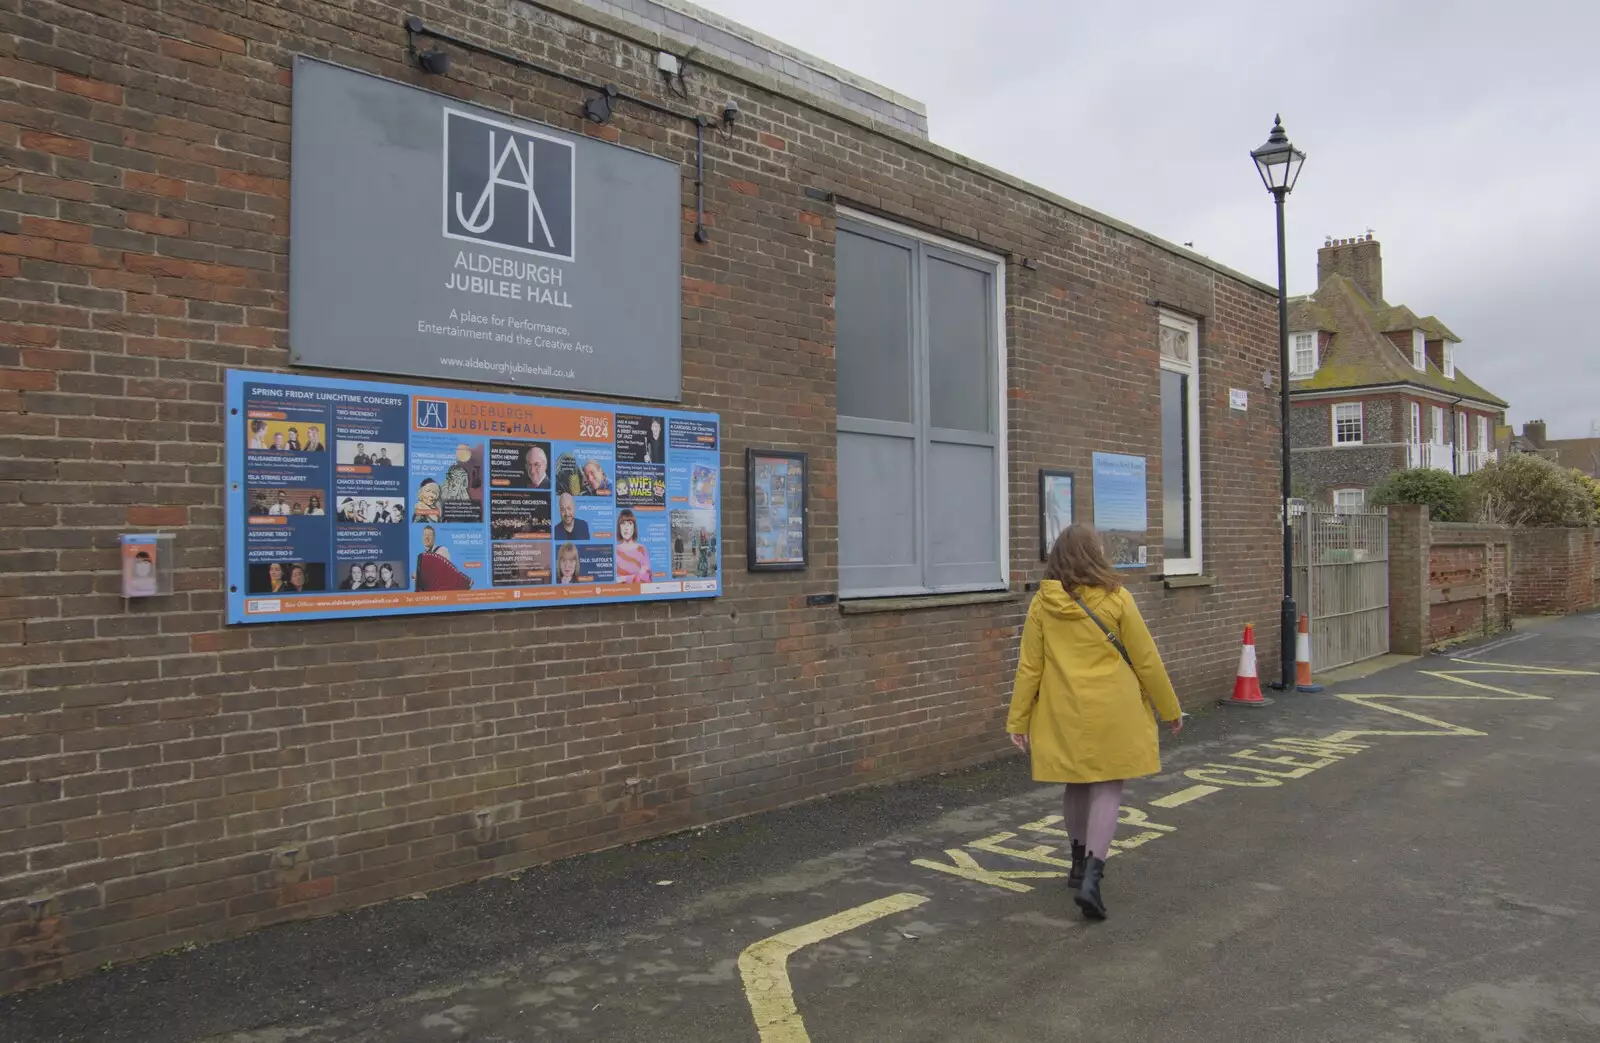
left=1523, top=420, right=1547, bottom=449
left=1318, top=232, right=1383, bottom=304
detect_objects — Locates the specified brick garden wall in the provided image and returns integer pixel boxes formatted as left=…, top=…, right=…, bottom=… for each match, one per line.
left=0, top=0, right=1282, bottom=990
left=1390, top=506, right=1593, bottom=652
left=1427, top=524, right=1512, bottom=646
left=1511, top=528, right=1598, bottom=616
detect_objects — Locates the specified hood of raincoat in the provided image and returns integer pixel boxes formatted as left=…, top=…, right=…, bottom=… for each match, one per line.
left=1033, top=579, right=1116, bottom=622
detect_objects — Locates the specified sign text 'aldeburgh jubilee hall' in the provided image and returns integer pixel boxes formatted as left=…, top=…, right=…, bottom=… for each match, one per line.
left=289, top=57, right=682, bottom=401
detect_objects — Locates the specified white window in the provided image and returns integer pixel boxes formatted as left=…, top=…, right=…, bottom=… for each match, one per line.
left=1159, top=311, right=1203, bottom=576
left=1290, top=331, right=1317, bottom=377
left=1332, top=402, right=1364, bottom=445
left=1410, top=402, right=1422, bottom=444
left=1456, top=411, right=1468, bottom=449
left=1477, top=415, right=1489, bottom=451
left=1443, top=341, right=1456, bottom=379
left=1412, top=329, right=1427, bottom=371
left=1431, top=405, right=1446, bottom=443
left=835, top=212, right=1005, bottom=597
left=1333, top=488, right=1366, bottom=514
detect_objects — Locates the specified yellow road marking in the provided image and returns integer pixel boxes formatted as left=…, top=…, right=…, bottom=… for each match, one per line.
left=1446, top=659, right=1598, bottom=674
left=1321, top=660, right=1588, bottom=741
left=1150, top=784, right=1221, bottom=808
left=739, top=893, right=928, bottom=1043
left=911, top=849, right=1064, bottom=892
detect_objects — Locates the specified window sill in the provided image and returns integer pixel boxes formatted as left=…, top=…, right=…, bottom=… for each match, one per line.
left=839, top=590, right=1020, bottom=615
left=1160, top=574, right=1217, bottom=590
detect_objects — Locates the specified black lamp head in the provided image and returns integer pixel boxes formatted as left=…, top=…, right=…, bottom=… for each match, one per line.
left=417, top=48, right=450, bottom=76
left=584, top=85, right=618, bottom=124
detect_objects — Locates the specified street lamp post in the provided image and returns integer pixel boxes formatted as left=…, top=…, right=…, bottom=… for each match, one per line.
left=1250, top=115, right=1306, bottom=693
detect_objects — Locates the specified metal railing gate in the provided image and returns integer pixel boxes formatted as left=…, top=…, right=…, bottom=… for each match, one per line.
left=1292, top=506, right=1390, bottom=671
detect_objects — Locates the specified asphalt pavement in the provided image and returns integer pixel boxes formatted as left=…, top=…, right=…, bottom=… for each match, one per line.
left=3, top=613, right=1597, bottom=1043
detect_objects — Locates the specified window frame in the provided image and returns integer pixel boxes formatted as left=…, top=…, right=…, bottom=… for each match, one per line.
left=1412, top=329, right=1427, bottom=371
left=1442, top=341, right=1456, bottom=379
left=1456, top=411, right=1468, bottom=450
left=1332, top=402, right=1364, bottom=446
left=1410, top=401, right=1422, bottom=444
left=1477, top=415, right=1489, bottom=453
left=1431, top=405, right=1446, bottom=444
left=833, top=209, right=1008, bottom=599
left=1158, top=309, right=1203, bottom=577
left=1290, top=330, right=1318, bottom=378
left=1332, top=488, right=1366, bottom=514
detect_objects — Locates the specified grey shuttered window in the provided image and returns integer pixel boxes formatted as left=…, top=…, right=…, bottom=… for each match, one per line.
left=835, top=216, right=1004, bottom=598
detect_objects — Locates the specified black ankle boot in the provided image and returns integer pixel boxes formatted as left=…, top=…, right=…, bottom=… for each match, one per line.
left=1067, top=840, right=1087, bottom=890
left=1075, top=857, right=1107, bottom=920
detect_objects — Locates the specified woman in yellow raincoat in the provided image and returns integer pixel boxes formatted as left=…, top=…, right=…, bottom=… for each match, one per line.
left=1007, top=524, right=1184, bottom=919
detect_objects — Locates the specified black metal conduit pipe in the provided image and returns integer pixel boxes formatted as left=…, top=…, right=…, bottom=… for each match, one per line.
left=403, top=15, right=711, bottom=242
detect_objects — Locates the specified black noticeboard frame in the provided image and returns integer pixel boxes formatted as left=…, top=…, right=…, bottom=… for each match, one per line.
left=746, top=448, right=808, bottom=572
left=1039, top=468, right=1075, bottom=561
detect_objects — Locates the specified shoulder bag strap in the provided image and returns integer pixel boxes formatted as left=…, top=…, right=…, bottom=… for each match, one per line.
left=1070, top=589, right=1134, bottom=667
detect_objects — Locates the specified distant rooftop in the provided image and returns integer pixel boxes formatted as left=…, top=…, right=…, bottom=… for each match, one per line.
left=576, top=0, right=929, bottom=137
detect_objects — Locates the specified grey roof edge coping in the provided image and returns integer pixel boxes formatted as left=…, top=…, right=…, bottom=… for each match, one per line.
left=524, top=0, right=1276, bottom=295
left=632, top=0, right=927, bottom=115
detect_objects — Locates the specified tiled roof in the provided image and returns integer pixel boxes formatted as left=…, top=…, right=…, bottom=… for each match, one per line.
left=1288, top=274, right=1507, bottom=407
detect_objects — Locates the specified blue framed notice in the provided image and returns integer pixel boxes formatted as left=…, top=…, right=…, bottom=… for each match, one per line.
left=1091, top=452, right=1148, bottom=569
left=225, top=370, right=720, bottom=624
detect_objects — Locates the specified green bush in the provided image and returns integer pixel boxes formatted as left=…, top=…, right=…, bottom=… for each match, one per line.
left=1370, top=468, right=1472, bottom=522
left=1576, top=470, right=1600, bottom=517
left=1469, top=454, right=1598, bottom=528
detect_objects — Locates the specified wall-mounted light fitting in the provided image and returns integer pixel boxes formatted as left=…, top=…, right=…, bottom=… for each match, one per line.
left=405, top=16, right=451, bottom=75
left=584, top=85, right=618, bottom=124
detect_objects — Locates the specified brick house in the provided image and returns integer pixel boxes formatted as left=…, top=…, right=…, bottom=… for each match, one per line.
left=0, top=0, right=1285, bottom=989
left=1502, top=420, right=1600, bottom=478
left=1288, top=235, right=1509, bottom=509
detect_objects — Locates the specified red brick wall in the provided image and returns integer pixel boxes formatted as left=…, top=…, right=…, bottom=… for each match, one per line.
left=1389, top=508, right=1512, bottom=651
left=0, top=0, right=1282, bottom=990
left=1426, top=526, right=1511, bottom=645
left=1512, top=528, right=1598, bottom=615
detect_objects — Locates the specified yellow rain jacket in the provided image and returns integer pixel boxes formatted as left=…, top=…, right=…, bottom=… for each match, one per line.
left=1006, top=580, right=1182, bottom=783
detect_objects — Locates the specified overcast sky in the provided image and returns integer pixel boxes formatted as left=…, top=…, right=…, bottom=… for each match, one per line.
left=697, top=0, right=1599, bottom=438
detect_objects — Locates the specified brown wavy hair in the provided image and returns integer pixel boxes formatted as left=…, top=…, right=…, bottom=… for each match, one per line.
left=1044, top=524, right=1122, bottom=594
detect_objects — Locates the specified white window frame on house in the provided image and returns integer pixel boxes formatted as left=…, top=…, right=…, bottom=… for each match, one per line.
left=833, top=209, right=1008, bottom=599
left=1412, top=329, right=1427, bottom=371
left=1477, top=415, right=1490, bottom=452
left=1332, top=402, right=1364, bottom=445
left=1443, top=341, right=1456, bottom=379
left=1456, top=411, right=1469, bottom=449
left=1431, top=405, right=1446, bottom=444
left=1159, top=310, right=1203, bottom=576
left=1410, top=401, right=1422, bottom=444
left=1332, top=488, right=1366, bottom=514
left=1290, top=331, right=1318, bottom=377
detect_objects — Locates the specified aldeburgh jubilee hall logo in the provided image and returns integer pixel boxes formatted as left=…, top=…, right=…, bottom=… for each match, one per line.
left=415, top=399, right=449, bottom=430
left=443, top=109, right=576, bottom=262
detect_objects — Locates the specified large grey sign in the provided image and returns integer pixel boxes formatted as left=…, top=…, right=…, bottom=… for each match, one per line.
left=290, top=57, right=682, bottom=401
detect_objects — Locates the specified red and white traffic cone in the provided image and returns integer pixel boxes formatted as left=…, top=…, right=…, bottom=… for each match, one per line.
left=1226, top=624, right=1272, bottom=707
left=1295, top=615, right=1324, bottom=693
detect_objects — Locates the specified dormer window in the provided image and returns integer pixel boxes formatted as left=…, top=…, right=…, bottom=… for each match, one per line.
left=1411, top=329, right=1426, bottom=371
left=1291, top=331, right=1317, bottom=377
left=1443, top=341, right=1456, bottom=379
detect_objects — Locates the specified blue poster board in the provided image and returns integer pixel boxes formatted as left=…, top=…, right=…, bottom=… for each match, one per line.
left=225, top=370, right=720, bottom=624
left=1091, top=452, right=1148, bottom=569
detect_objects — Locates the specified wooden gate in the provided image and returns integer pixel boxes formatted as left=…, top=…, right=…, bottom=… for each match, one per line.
left=1292, top=506, right=1390, bottom=671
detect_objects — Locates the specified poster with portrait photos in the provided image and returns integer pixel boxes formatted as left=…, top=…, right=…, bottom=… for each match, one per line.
left=227, top=370, right=720, bottom=624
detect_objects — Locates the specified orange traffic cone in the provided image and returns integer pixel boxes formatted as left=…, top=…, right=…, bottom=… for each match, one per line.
left=1226, top=624, right=1272, bottom=707
left=1295, top=615, right=1324, bottom=693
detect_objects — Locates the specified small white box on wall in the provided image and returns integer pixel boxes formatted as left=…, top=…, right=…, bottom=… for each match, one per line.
left=121, top=533, right=175, bottom=598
